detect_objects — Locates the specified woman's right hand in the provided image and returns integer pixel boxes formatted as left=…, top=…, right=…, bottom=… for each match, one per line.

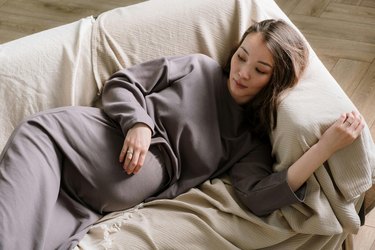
left=119, top=123, right=152, bottom=175
left=318, top=111, right=365, bottom=155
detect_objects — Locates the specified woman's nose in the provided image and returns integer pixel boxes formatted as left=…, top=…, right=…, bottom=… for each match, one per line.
left=239, top=70, right=250, bottom=80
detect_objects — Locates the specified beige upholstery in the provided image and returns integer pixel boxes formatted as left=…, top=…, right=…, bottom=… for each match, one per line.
left=0, top=0, right=374, bottom=248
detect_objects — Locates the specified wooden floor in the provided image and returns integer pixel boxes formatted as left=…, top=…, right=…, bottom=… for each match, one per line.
left=0, top=0, right=374, bottom=249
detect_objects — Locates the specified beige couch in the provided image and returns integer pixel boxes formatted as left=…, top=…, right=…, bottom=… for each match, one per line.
left=0, top=0, right=374, bottom=249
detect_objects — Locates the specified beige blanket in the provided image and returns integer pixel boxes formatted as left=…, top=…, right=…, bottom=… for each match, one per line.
left=78, top=176, right=357, bottom=249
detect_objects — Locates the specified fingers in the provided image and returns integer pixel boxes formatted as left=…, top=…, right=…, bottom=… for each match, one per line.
left=123, top=148, right=134, bottom=172
left=119, top=123, right=152, bottom=175
left=342, top=111, right=362, bottom=127
left=321, top=111, right=365, bottom=154
left=120, top=143, right=147, bottom=175
left=337, top=113, right=347, bottom=125
left=341, top=110, right=365, bottom=137
left=125, top=149, right=143, bottom=175
left=343, top=111, right=355, bottom=127
left=352, top=111, right=365, bottom=135
left=119, top=146, right=127, bottom=163
left=133, top=153, right=146, bottom=174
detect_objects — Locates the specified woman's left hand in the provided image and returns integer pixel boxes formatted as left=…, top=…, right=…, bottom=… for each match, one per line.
left=318, top=111, right=365, bottom=155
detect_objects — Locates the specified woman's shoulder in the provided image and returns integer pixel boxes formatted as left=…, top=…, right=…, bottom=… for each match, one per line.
left=185, top=53, right=220, bottom=66
left=167, top=53, right=221, bottom=71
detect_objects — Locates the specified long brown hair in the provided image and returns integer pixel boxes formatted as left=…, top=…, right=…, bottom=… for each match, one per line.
left=225, top=19, right=309, bottom=137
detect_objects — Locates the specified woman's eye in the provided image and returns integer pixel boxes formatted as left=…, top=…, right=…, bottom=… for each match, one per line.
left=256, top=68, right=266, bottom=74
left=237, top=54, right=245, bottom=62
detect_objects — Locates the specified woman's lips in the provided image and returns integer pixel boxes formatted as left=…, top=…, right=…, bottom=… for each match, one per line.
left=234, top=78, right=247, bottom=89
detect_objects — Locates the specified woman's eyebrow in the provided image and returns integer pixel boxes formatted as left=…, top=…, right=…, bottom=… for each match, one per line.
left=259, top=61, right=273, bottom=68
left=240, top=46, right=248, bottom=55
left=240, top=46, right=273, bottom=68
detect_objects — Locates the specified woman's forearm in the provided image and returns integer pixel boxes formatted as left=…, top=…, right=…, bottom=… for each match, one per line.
left=287, top=141, right=332, bottom=191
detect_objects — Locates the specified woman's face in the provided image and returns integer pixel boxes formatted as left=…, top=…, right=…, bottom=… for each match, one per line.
left=228, top=32, right=274, bottom=105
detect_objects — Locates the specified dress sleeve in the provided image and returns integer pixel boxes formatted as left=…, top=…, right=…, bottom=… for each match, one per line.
left=101, top=55, right=197, bottom=135
left=229, top=139, right=306, bottom=217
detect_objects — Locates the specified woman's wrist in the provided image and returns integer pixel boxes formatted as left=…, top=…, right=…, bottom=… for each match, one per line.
left=131, top=122, right=152, bottom=133
left=314, top=138, right=336, bottom=160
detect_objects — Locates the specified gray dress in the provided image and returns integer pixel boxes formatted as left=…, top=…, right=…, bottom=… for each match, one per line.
left=0, top=54, right=304, bottom=250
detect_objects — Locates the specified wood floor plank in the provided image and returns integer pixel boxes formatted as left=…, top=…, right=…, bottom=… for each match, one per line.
left=0, top=11, right=62, bottom=43
left=0, top=1, right=99, bottom=43
left=319, top=55, right=339, bottom=71
left=353, top=225, right=375, bottom=250
left=0, top=32, right=23, bottom=44
left=334, top=0, right=362, bottom=5
left=274, top=0, right=300, bottom=15
left=365, top=186, right=375, bottom=218
left=371, top=125, right=375, bottom=144
left=0, top=0, right=144, bottom=44
left=292, top=0, right=331, bottom=16
left=304, top=35, right=375, bottom=62
left=1, top=0, right=102, bottom=22
left=350, top=60, right=375, bottom=125
left=322, top=2, right=375, bottom=25
left=366, top=205, right=375, bottom=227
left=330, top=59, right=370, bottom=97
left=361, top=0, right=375, bottom=8
left=290, top=14, right=375, bottom=44
left=36, top=0, right=142, bottom=12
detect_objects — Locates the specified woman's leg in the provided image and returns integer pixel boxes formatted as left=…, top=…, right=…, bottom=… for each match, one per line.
left=0, top=106, right=167, bottom=250
left=0, top=107, right=101, bottom=250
